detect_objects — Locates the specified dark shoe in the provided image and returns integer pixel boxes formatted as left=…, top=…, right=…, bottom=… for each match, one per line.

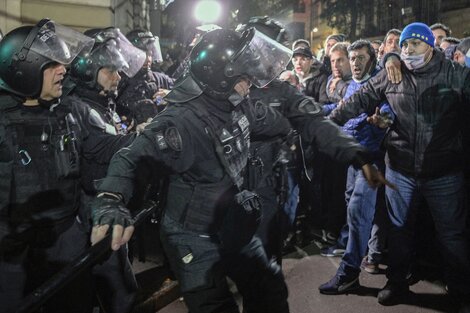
left=320, top=244, right=345, bottom=257
left=319, top=274, right=359, bottom=295
left=361, top=256, right=379, bottom=274
left=377, top=281, right=409, bottom=306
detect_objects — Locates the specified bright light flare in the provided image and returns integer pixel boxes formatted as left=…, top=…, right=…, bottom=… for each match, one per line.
left=194, top=0, right=222, bottom=24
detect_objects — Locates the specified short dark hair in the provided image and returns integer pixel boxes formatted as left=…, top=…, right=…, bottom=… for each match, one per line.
left=348, top=39, right=376, bottom=62
left=442, top=36, right=461, bottom=45
left=384, top=29, right=402, bottom=42
left=430, top=23, right=451, bottom=37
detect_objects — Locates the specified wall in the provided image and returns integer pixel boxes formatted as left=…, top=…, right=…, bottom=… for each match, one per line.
left=0, top=0, right=150, bottom=35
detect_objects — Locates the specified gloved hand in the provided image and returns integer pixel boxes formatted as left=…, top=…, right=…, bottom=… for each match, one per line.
left=91, top=192, right=135, bottom=250
left=92, top=192, right=133, bottom=227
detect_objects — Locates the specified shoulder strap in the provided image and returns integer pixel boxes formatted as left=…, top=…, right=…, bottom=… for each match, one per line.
left=184, top=103, right=244, bottom=190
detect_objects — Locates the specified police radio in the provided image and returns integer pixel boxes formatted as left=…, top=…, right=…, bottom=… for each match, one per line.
left=54, top=113, right=80, bottom=178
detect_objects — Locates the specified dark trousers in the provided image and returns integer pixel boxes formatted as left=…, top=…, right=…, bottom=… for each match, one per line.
left=0, top=217, right=93, bottom=313
left=161, top=214, right=289, bottom=313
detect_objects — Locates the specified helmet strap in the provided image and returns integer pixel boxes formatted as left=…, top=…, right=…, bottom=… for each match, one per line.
left=14, top=19, right=51, bottom=66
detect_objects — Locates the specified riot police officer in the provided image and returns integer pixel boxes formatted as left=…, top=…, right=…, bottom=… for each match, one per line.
left=63, top=27, right=145, bottom=313
left=0, top=19, right=95, bottom=313
left=117, top=29, right=175, bottom=125
left=91, top=28, right=294, bottom=313
left=65, top=27, right=144, bottom=194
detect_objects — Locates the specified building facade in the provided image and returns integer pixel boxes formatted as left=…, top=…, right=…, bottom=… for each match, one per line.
left=0, top=0, right=152, bottom=35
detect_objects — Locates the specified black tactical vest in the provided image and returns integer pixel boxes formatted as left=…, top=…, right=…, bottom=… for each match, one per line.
left=163, top=101, right=251, bottom=234
left=0, top=95, right=81, bottom=225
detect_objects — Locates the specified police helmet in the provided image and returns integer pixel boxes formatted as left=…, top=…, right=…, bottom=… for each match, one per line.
left=70, top=27, right=146, bottom=89
left=126, top=29, right=163, bottom=63
left=236, top=16, right=289, bottom=44
left=189, top=28, right=292, bottom=99
left=0, top=19, right=94, bottom=98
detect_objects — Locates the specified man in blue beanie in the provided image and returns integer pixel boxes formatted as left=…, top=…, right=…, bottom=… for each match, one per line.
left=329, top=22, right=470, bottom=311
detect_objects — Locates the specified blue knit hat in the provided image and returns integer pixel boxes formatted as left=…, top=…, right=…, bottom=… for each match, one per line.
left=399, top=22, right=435, bottom=48
left=465, top=49, right=470, bottom=67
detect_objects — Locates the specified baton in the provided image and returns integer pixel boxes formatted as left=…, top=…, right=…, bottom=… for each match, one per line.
left=16, top=200, right=158, bottom=313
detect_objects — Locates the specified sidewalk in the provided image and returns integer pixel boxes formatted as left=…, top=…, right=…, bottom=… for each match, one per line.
left=156, top=242, right=456, bottom=313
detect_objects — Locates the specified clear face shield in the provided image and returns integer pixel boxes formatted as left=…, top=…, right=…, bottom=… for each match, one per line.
left=225, top=29, right=293, bottom=88
left=31, top=20, right=94, bottom=65
left=93, top=39, right=129, bottom=73
left=94, top=28, right=146, bottom=77
left=142, top=36, right=163, bottom=63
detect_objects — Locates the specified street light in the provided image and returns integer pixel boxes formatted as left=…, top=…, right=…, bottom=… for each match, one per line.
left=194, top=0, right=222, bottom=24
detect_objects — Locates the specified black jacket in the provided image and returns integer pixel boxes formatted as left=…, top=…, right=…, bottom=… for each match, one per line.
left=250, top=79, right=368, bottom=168
left=0, top=93, right=134, bottom=223
left=98, top=94, right=291, bottom=233
left=330, top=50, right=470, bottom=178
left=302, top=63, right=329, bottom=104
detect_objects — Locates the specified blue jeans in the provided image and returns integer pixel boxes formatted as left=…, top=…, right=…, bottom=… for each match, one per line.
left=283, top=170, right=299, bottom=226
left=367, top=185, right=389, bottom=264
left=385, top=166, right=470, bottom=294
left=338, top=164, right=379, bottom=277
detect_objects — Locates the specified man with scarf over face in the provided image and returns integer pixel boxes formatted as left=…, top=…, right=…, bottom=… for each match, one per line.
left=329, top=22, right=470, bottom=311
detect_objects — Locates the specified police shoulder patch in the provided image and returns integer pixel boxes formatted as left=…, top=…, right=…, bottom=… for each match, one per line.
left=254, top=101, right=268, bottom=121
left=164, top=126, right=183, bottom=151
left=298, top=98, right=321, bottom=115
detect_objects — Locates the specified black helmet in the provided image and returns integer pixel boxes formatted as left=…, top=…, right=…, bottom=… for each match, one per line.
left=70, top=27, right=146, bottom=89
left=0, top=19, right=93, bottom=98
left=189, top=28, right=292, bottom=99
left=236, top=16, right=289, bottom=44
left=126, top=29, right=163, bottom=62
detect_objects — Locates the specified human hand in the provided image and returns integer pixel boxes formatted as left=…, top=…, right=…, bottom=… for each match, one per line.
left=367, top=107, right=393, bottom=129
left=91, top=192, right=134, bottom=251
left=385, top=55, right=402, bottom=84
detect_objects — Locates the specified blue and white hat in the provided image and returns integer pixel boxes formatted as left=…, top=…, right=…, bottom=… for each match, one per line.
left=399, top=22, right=435, bottom=48
left=465, top=49, right=470, bottom=67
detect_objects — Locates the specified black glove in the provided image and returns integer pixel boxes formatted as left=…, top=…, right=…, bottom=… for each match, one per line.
left=92, top=193, right=134, bottom=228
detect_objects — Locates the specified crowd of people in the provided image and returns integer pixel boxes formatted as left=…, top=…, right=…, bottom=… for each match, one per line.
left=0, top=14, right=469, bottom=313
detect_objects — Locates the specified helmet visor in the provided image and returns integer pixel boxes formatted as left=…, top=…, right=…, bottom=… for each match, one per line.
left=92, top=39, right=129, bottom=73
left=143, top=36, right=163, bottom=63
left=112, top=29, right=146, bottom=77
left=94, top=28, right=146, bottom=77
left=30, top=20, right=94, bottom=65
left=226, top=29, right=292, bottom=88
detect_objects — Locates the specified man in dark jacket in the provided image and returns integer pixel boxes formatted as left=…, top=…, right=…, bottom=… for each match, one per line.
left=291, top=46, right=329, bottom=104
left=91, top=28, right=294, bottom=313
left=63, top=27, right=143, bottom=313
left=0, top=20, right=130, bottom=313
left=329, top=22, right=470, bottom=310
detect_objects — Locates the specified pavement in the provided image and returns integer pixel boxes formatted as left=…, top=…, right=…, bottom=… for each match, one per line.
left=152, top=241, right=458, bottom=313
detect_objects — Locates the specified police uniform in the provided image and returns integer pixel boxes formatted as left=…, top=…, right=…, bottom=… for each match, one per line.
left=0, top=93, right=121, bottom=313
left=97, top=92, right=292, bottom=313
left=63, top=26, right=147, bottom=313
